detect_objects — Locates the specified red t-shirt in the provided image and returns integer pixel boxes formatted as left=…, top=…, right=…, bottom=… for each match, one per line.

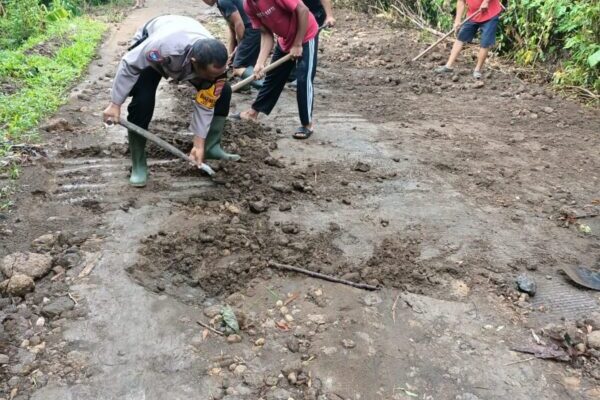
left=244, top=0, right=318, bottom=52
left=466, top=0, right=503, bottom=23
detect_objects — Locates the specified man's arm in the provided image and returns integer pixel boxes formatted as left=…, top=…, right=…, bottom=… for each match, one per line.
left=228, top=11, right=246, bottom=42
left=103, top=41, right=159, bottom=123
left=320, top=0, right=336, bottom=27
left=253, top=26, right=275, bottom=79
left=454, top=0, right=466, bottom=31
left=227, top=26, right=237, bottom=55
left=290, top=1, right=310, bottom=58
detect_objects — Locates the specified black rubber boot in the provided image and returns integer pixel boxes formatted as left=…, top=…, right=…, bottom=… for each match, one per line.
left=204, top=116, right=240, bottom=161
left=128, top=131, right=148, bottom=187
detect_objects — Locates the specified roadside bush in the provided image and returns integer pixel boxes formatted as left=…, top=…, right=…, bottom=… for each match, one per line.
left=0, top=0, right=47, bottom=49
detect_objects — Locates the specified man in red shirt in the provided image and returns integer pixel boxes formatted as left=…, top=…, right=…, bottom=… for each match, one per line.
left=233, top=0, right=319, bottom=139
left=435, top=0, right=503, bottom=79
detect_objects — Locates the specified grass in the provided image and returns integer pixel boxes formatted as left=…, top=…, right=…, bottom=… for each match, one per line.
left=0, top=16, right=106, bottom=210
left=0, top=17, right=106, bottom=144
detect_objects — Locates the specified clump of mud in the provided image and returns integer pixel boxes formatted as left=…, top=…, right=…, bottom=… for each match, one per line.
left=0, top=231, right=101, bottom=397
left=127, top=118, right=464, bottom=301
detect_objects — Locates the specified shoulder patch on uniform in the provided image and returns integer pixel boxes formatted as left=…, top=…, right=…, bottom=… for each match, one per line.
left=213, top=79, right=225, bottom=97
left=146, top=49, right=163, bottom=63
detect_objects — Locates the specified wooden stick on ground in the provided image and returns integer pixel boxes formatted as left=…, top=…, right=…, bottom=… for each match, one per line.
left=268, top=261, right=380, bottom=291
left=504, top=357, right=535, bottom=366
left=196, top=320, right=224, bottom=336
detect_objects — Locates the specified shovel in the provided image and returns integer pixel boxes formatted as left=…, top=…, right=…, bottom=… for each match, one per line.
left=563, top=265, right=600, bottom=291
left=119, top=118, right=216, bottom=176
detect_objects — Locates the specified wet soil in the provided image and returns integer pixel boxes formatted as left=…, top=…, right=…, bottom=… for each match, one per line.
left=1, top=1, right=600, bottom=399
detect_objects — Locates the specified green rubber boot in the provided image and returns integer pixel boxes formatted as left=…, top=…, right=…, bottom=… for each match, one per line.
left=127, top=131, right=148, bottom=187
left=204, top=116, right=240, bottom=161
left=241, top=66, right=264, bottom=90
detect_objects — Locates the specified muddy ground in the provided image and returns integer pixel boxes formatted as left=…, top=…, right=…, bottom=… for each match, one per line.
left=1, top=0, right=600, bottom=399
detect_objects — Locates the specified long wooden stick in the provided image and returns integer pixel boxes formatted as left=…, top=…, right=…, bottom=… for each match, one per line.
left=412, top=9, right=482, bottom=62
left=232, top=54, right=292, bottom=92
left=232, top=26, right=326, bottom=92
left=119, top=118, right=216, bottom=175
left=196, top=320, right=224, bottom=336
left=268, top=261, right=380, bottom=291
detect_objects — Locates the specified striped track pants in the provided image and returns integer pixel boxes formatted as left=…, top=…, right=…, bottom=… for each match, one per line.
left=251, top=37, right=318, bottom=126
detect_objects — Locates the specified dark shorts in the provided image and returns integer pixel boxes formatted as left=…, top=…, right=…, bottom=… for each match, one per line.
left=457, top=16, right=499, bottom=48
left=232, top=27, right=261, bottom=68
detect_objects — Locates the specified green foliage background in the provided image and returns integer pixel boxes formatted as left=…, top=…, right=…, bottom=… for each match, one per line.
left=336, top=0, right=600, bottom=93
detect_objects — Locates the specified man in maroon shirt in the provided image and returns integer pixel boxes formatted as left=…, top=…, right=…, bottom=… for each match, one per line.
left=233, top=0, right=319, bottom=139
left=435, top=0, right=503, bottom=79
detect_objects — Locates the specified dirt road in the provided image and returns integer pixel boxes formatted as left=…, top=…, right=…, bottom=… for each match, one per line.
left=1, top=0, right=599, bottom=399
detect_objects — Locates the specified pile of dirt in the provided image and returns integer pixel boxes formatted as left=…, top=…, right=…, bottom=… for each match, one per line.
left=0, top=231, right=102, bottom=398
left=127, top=118, right=356, bottom=301
left=128, top=117, right=473, bottom=304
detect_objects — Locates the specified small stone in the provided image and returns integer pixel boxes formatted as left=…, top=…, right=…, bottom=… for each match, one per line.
left=342, top=199, right=351, bottom=205
left=287, top=371, right=297, bottom=385
left=0, top=354, right=9, bottom=364
left=279, top=203, right=292, bottom=212
left=275, top=300, right=284, bottom=307
left=474, top=81, right=484, bottom=89
left=1, top=252, right=53, bottom=279
left=451, top=74, right=459, bottom=82
left=249, top=200, right=268, bottom=214
left=255, top=338, right=265, bottom=346
left=587, top=331, right=600, bottom=350
left=516, top=274, right=537, bottom=296
left=226, top=204, right=241, bottom=214
left=233, top=365, right=247, bottom=376
left=281, top=223, right=299, bottom=234
left=342, top=339, right=356, bottom=349
left=287, top=338, right=300, bottom=353
left=284, top=314, right=294, bottom=323
left=32, top=233, right=57, bottom=250
left=264, top=157, right=285, bottom=168
left=227, top=334, right=242, bottom=344
left=307, top=314, right=326, bottom=325
left=542, top=107, right=554, bottom=114
left=265, top=376, right=278, bottom=386
left=353, top=161, right=371, bottom=172
left=6, top=274, right=35, bottom=296
left=41, top=296, right=75, bottom=318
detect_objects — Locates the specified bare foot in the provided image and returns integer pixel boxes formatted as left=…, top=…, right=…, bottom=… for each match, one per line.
left=239, top=109, right=258, bottom=121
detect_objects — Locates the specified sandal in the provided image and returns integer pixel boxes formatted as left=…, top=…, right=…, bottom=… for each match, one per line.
left=293, top=126, right=314, bottom=140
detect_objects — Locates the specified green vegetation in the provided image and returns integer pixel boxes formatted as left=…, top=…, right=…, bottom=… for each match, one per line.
left=0, top=17, right=105, bottom=142
left=339, top=0, right=600, bottom=96
left=0, top=0, right=124, bottom=206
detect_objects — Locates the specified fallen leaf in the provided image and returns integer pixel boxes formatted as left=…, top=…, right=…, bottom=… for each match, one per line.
left=276, top=320, right=290, bottom=331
